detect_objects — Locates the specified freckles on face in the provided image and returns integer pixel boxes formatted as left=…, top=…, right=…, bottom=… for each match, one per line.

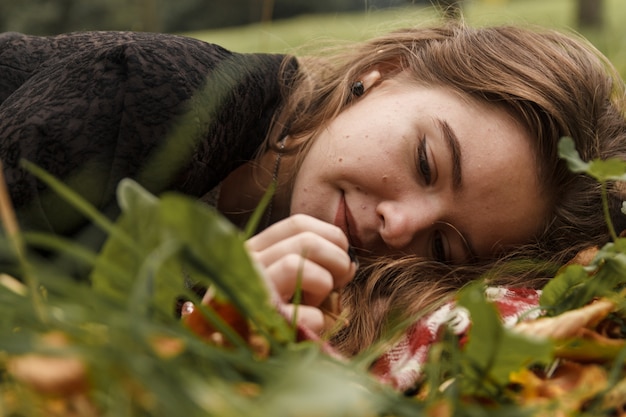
left=288, top=111, right=399, bottom=230
left=289, top=79, right=549, bottom=261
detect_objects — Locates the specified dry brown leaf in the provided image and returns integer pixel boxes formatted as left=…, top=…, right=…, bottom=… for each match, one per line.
left=0, top=273, right=27, bottom=295
left=7, top=332, right=89, bottom=397
left=602, top=377, right=626, bottom=413
left=564, top=246, right=599, bottom=267
left=425, top=399, right=452, bottom=417
left=182, top=291, right=250, bottom=346
left=511, top=361, right=608, bottom=413
left=149, top=335, right=185, bottom=359
left=513, top=298, right=615, bottom=340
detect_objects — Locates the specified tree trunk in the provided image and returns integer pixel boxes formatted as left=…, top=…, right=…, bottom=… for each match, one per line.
left=577, top=0, right=604, bottom=29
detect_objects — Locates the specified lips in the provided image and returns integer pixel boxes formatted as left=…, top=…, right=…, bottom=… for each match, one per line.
left=334, top=193, right=363, bottom=249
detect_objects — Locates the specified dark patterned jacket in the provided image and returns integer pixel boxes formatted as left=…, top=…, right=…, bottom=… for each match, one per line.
left=0, top=31, right=294, bottom=239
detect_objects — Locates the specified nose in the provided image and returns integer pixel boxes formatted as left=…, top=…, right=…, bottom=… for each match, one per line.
left=376, top=200, right=437, bottom=252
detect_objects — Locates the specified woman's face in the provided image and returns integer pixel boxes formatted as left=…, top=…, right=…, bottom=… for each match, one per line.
left=289, top=76, right=549, bottom=263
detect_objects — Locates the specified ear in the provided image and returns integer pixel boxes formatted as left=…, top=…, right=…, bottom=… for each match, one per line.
left=358, top=69, right=382, bottom=92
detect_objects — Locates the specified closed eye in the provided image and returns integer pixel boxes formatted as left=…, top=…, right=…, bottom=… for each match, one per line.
left=417, top=135, right=432, bottom=185
left=434, top=221, right=475, bottom=264
left=431, top=229, right=449, bottom=263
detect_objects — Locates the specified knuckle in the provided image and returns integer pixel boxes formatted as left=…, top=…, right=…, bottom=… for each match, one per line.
left=298, top=231, right=321, bottom=248
left=286, top=213, right=311, bottom=232
left=286, top=215, right=347, bottom=247
left=287, top=305, right=324, bottom=334
left=287, top=231, right=324, bottom=258
left=305, top=308, right=325, bottom=333
left=316, top=274, right=334, bottom=295
left=277, top=253, right=306, bottom=276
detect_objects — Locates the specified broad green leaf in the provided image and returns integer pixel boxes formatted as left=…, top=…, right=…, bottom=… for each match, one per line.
left=559, top=137, right=626, bottom=181
left=157, top=193, right=292, bottom=343
left=541, top=241, right=626, bottom=315
left=248, top=345, right=390, bottom=417
left=20, top=160, right=129, bottom=244
left=555, top=337, right=626, bottom=363
left=91, top=179, right=184, bottom=318
left=558, top=137, right=591, bottom=174
left=457, top=283, right=553, bottom=396
left=589, top=158, right=626, bottom=182
left=91, top=180, right=291, bottom=341
left=539, top=264, right=590, bottom=314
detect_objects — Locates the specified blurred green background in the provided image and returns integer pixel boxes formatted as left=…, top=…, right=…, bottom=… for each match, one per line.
left=2, top=0, right=622, bottom=74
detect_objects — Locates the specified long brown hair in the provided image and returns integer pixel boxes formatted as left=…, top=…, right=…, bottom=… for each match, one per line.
left=267, top=23, right=626, bottom=355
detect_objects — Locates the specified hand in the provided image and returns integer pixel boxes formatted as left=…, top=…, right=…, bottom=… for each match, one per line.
left=245, top=214, right=357, bottom=334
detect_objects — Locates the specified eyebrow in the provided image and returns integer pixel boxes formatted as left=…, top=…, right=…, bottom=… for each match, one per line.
left=438, top=119, right=463, bottom=190
left=435, top=119, right=477, bottom=260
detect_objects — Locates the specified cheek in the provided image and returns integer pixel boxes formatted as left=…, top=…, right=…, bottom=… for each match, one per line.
left=289, top=168, right=310, bottom=208
left=288, top=190, right=307, bottom=214
left=288, top=158, right=328, bottom=215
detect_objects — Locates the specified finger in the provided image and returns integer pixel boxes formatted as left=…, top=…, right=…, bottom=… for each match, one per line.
left=247, top=214, right=349, bottom=253
left=281, top=304, right=325, bottom=335
left=181, top=301, right=195, bottom=317
left=266, top=254, right=334, bottom=306
left=253, top=232, right=355, bottom=289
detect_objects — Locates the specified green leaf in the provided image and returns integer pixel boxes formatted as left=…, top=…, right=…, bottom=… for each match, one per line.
left=539, top=264, right=590, bottom=314
left=540, top=241, right=626, bottom=315
left=157, top=192, right=292, bottom=343
left=457, top=283, right=553, bottom=397
left=91, top=179, right=291, bottom=343
left=91, top=180, right=173, bottom=312
left=589, top=158, right=626, bottom=182
left=555, top=337, right=626, bottom=363
left=559, top=136, right=626, bottom=181
left=558, top=137, right=591, bottom=174
left=20, top=159, right=130, bottom=244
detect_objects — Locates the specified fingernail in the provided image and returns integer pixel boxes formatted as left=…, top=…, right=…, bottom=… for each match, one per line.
left=181, top=301, right=195, bottom=316
left=347, top=246, right=359, bottom=267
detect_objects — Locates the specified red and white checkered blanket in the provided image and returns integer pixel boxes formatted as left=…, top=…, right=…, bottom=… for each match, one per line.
left=368, top=287, right=543, bottom=391
left=289, top=286, right=543, bottom=391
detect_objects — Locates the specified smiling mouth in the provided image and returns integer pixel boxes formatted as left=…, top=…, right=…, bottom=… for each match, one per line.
left=335, top=193, right=363, bottom=249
